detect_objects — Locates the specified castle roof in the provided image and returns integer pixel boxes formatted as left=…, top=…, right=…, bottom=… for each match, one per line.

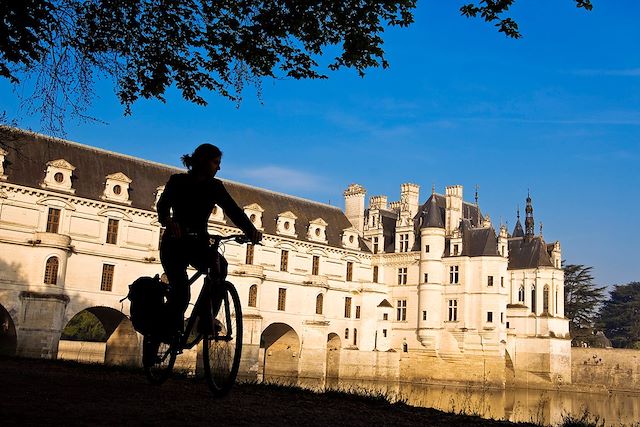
left=420, top=194, right=444, bottom=229
left=508, top=236, right=554, bottom=269
left=459, top=219, right=500, bottom=257
left=0, top=126, right=362, bottom=250
left=512, top=219, right=525, bottom=238
left=414, top=194, right=482, bottom=230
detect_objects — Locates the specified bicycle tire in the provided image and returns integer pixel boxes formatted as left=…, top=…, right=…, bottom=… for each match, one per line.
left=143, top=335, right=177, bottom=385
left=203, top=281, right=243, bottom=397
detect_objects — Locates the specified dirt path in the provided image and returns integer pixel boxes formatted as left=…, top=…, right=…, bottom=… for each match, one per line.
left=1, top=357, right=536, bottom=426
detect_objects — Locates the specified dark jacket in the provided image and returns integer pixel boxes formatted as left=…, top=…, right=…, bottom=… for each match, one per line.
left=157, top=173, right=256, bottom=236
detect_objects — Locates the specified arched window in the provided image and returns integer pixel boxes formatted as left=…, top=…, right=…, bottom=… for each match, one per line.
left=44, top=257, right=59, bottom=285
left=315, top=293, right=323, bottom=315
left=518, top=285, right=525, bottom=302
left=531, top=284, right=537, bottom=313
left=344, top=328, right=349, bottom=339
left=353, top=328, right=358, bottom=346
left=543, top=285, right=550, bottom=313
left=248, top=285, right=257, bottom=307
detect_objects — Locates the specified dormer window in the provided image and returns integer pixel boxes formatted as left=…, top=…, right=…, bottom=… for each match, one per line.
left=0, top=147, right=7, bottom=180
left=42, top=159, right=75, bottom=194
left=102, top=172, right=132, bottom=205
left=308, top=218, right=328, bottom=243
left=277, top=211, right=297, bottom=237
left=153, top=186, right=164, bottom=210
left=341, top=227, right=359, bottom=249
left=243, top=203, right=264, bottom=230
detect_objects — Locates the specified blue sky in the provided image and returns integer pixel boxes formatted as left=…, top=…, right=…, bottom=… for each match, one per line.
left=1, top=1, right=639, bottom=287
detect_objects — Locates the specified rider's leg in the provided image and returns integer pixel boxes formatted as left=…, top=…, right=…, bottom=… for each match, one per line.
left=191, top=243, right=227, bottom=318
left=160, top=237, right=190, bottom=334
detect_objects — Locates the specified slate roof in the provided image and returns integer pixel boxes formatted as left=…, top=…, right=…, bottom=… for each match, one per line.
left=414, top=194, right=482, bottom=230
left=421, top=193, right=444, bottom=229
left=508, top=236, right=554, bottom=269
left=0, top=127, right=362, bottom=250
left=459, top=219, right=500, bottom=257
left=512, top=219, right=524, bottom=238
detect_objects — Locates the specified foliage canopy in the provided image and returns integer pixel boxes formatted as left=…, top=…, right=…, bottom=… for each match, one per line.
left=1, top=1, right=592, bottom=132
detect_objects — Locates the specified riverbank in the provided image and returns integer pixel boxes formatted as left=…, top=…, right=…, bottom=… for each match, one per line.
left=0, top=357, right=545, bottom=426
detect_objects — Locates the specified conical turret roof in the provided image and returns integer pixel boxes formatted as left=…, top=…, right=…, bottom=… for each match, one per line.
left=422, top=194, right=444, bottom=228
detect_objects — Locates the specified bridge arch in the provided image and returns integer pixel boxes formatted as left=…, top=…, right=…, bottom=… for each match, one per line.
left=58, top=306, right=140, bottom=366
left=260, top=322, right=300, bottom=385
left=0, top=303, right=17, bottom=356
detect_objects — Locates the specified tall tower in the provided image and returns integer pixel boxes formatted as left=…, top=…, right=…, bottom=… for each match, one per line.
left=525, top=192, right=535, bottom=239
left=417, top=193, right=445, bottom=351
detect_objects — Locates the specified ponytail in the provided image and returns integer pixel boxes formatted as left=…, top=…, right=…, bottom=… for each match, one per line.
left=181, top=154, right=193, bottom=169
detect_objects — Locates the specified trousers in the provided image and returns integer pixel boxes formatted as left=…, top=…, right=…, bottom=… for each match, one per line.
left=159, top=235, right=227, bottom=330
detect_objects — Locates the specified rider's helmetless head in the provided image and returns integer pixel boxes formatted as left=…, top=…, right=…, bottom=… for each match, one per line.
left=181, top=143, right=222, bottom=178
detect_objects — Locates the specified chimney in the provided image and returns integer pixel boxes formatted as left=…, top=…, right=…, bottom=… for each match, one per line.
left=344, top=184, right=366, bottom=235
left=445, top=185, right=463, bottom=235
left=369, top=195, right=388, bottom=210
left=400, top=183, right=420, bottom=216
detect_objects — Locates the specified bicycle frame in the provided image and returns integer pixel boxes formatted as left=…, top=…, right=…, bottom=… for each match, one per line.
left=177, top=233, right=247, bottom=351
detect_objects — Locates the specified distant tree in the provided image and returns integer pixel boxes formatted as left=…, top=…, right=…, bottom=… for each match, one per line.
left=598, top=282, right=640, bottom=349
left=61, top=311, right=107, bottom=342
left=1, top=1, right=592, bottom=132
left=563, top=263, right=606, bottom=344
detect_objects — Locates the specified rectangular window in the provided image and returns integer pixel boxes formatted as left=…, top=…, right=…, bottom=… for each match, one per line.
left=487, top=311, right=494, bottom=323
left=424, top=273, right=428, bottom=283
left=46, top=208, right=61, bottom=233
left=453, top=244, right=459, bottom=255
left=280, top=250, right=288, bottom=272
left=397, top=267, right=407, bottom=285
left=355, top=305, right=361, bottom=319
left=382, top=329, right=387, bottom=338
left=373, top=237, right=379, bottom=254
left=373, top=266, right=379, bottom=283
left=383, top=313, right=389, bottom=321
left=449, top=266, right=459, bottom=284
left=277, top=288, right=286, bottom=311
left=501, top=312, right=504, bottom=323
left=346, top=261, right=353, bottom=281
left=312, top=255, right=320, bottom=275
left=106, top=219, right=119, bottom=244
left=422, top=310, right=427, bottom=321
left=501, top=246, right=505, bottom=257
left=399, top=233, right=409, bottom=252
left=448, top=299, right=458, bottom=322
left=344, top=297, right=352, bottom=318
left=245, top=244, right=254, bottom=265
left=100, top=264, right=114, bottom=292
left=396, top=299, right=407, bottom=321
left=501, top=276, right=504, bottom=287
left=425, top=244, right=430, bottom=253
left=488, top=276, right=494, bottom=287
left=506, top=321, right=510, bottom=329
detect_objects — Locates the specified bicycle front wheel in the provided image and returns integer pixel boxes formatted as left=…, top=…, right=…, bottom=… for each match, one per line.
left=203, top=281, right=243, bottom=397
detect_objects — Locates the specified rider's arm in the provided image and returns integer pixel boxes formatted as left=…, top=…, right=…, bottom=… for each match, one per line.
left=214, top=180, right=260, bottom=241
left=157, top=175, right=177, bottom=227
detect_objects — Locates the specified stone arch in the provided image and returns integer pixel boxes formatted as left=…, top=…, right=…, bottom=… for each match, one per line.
left=326, top=333, right=341, bottom=389
left=260, top=322, right=300, bottom=385
left=0, top=303, right=17, bottom=356
left=248, top=284, right=258, bottom=307
left=58, top=306, right=140, bottom=366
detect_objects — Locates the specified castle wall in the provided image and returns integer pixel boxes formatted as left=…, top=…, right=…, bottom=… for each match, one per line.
left=572, top=347, right=640, bottom=392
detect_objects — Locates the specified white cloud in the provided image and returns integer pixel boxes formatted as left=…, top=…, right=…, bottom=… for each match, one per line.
left=230, top=165, right=328, bottom=193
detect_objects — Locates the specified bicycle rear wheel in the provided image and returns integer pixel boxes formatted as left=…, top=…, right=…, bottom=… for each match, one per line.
left=143, top=335, right=177, bottom=385
left=203, top=281, right=243, bottom=397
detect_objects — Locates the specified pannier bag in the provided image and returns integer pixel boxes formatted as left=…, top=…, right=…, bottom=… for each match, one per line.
left=120, top=274, right=167, bottom=335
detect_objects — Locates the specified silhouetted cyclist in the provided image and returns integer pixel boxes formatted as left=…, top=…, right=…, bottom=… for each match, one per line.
left=157, top=143, right=262, bottom=336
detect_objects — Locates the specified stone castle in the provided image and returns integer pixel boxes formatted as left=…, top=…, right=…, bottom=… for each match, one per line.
left=0, top=127, right=570, bottom=387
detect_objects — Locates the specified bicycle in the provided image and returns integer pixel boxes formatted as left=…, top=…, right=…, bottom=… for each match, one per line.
left=142, top=233, right=250, bottom=397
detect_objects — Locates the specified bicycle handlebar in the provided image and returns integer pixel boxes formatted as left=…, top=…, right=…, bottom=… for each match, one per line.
left=209, top=233, right=260, bottom=245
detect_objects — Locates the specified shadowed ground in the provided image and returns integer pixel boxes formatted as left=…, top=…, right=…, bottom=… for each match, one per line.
left=0, top=357, right=537, bottom=426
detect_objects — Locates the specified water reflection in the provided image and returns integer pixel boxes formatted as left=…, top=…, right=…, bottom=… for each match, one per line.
left=335, top=380, right=640, bottom=426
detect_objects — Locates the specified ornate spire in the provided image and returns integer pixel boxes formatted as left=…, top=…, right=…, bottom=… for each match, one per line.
left=512, top=204, right=524, bottom=238
left=525, top=190, right=535, bottom=238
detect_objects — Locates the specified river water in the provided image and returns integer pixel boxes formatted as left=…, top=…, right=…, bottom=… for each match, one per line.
left=335, top=380, right=640, bottom=426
